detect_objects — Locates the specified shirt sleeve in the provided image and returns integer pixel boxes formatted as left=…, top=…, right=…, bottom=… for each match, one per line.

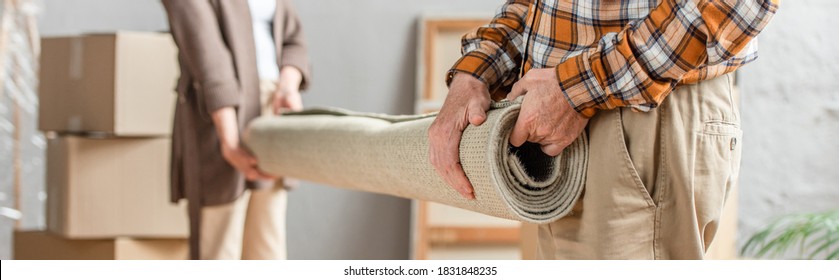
left=278, top=0, right=312, bottom=91
left=556, top=0, right=779, bottom=117
left=162, top=0, right=241, bottom=115
left=447, top=0, right=532, bottom=91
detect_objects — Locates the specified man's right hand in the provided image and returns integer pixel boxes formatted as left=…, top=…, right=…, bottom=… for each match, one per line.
left=428, top=73, right=491, bottom=200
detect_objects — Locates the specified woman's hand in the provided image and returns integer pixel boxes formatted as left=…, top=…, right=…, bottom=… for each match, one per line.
left=272, top=66, right=304, bottom=114
left=220, top=143, right=275, bottom=181
left=211, top=107, right=275, bottom=181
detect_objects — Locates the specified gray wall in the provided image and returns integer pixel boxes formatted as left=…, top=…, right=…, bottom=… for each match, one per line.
left=289, top=0, right=498, bottom=259
left=4, top=0, right=836, bottom=260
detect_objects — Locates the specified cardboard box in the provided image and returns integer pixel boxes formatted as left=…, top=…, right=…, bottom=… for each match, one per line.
left=39, top=31, right=178, bottom=136
left=14, top=231, right=187, bottom=260
left=47, top=136, right=188, bottom=238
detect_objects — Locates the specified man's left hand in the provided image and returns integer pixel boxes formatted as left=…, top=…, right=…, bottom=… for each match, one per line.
left=507, top=68, right=589, bottom=156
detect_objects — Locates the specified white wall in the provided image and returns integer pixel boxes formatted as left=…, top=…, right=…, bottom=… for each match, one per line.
left=736, top=0, right=839, bottom=257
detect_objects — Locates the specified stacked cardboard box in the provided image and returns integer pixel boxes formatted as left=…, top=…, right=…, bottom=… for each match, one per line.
left=14, top=231, right=187, bottom=260
left=14, top=32, right=188, bottom=260
left=38, top=31, right=177, bottom=135
left=46, top=136, right=186, bottom=238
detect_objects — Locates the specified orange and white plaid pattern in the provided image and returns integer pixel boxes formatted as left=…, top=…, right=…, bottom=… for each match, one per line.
left=448, top=0, right=779, bottom=117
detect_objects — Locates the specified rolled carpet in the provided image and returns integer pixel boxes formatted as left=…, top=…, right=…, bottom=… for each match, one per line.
left=244, top=100, right=588, bottom=224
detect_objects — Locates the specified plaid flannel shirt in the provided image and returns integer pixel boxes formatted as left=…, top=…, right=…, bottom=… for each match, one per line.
left=448, top=0, right=779, bottom=117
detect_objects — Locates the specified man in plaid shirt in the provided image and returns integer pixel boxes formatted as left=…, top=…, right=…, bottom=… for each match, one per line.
left=429, top=0, right=779, bottom=259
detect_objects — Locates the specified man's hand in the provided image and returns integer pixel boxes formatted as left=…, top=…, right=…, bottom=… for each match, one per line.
left=211, top=107, right=276, bottom=181
left=507, top=68, right=588, bottom=156
left=428, top=73, right=491, bottom=200
left=272, top=66, right=304, bottom=114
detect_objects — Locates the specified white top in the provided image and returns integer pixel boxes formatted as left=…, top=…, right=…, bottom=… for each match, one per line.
left=248, top=0, right=280, bottom=80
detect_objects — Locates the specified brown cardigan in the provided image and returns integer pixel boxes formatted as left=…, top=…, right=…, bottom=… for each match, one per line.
left=162, top=0, right=311, bottom=259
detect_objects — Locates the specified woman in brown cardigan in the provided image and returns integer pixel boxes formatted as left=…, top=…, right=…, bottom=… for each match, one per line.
left=162, top=0, right=311, bottom=260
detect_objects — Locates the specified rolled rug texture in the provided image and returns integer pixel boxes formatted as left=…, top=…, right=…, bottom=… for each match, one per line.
left=245, top=100, right=588, bottom=224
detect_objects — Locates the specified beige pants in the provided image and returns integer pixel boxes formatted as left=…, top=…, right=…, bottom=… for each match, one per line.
left=538, top=73, right=742, bottom=259
left=199, top=80, right=289, bottom=260
left=200, top=187, right=288, bottom=259
left=260, top=80, right=280, bottom=116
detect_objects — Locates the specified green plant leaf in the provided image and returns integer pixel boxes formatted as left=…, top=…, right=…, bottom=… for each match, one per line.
left=826, top=247, right=839, bottom=260
left=741, top=209, right=839, bottom=260
left=808, top=232, right=832, bottom=259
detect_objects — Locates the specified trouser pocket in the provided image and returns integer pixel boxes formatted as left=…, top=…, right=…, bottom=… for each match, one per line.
left=615, top=108, right=658, bottom=207
left=694, top=120, right=742, bottom=249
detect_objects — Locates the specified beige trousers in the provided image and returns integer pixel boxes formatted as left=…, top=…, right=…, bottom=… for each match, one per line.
left=199, top=80, right=289, bottom=260
left=538, top=73, right=742, bottom=259
left=200, top=186, right=288, bottom=259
